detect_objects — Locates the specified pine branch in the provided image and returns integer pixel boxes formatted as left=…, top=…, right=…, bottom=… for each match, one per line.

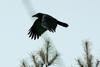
left=96, top=59, right=100, bottom=67
left=48, top=53, right=59, bottom=66
left=77, top=59, right=84, bottom=67
left=39, top=49, right=45, bottom=64
left=45, top=41, right=49, bottom=67
left=84, top=41, right=93, bottom=67
left=21, top=60, right=28, bottom=67
left=31, top=55, right=39, bottom=67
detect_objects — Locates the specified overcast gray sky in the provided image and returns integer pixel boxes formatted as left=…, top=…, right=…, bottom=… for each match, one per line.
left=0, top=0, right=100, bottom=67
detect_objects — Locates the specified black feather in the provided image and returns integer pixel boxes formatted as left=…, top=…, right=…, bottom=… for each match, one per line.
left=28, top=13, right=69, bottom=40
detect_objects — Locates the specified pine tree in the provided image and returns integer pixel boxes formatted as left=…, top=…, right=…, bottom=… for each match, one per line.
left=20, top=39, right=60, bottom=67
left=77, top=41, right=100, bottom=67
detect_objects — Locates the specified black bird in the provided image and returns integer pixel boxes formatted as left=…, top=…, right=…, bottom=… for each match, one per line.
left=28, top=13, right=69, bottom=40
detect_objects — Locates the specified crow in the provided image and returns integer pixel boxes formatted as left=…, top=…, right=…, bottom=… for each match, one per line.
left=28, top=13, right=69, bottom=40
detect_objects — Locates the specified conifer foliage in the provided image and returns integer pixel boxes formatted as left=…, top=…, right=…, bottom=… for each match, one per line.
left=77, top=41, right=100, bottom=67
left=20, top=39, right=60, bottom=67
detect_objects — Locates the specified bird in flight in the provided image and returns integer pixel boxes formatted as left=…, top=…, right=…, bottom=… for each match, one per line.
left=28, top=13, right=69, bottom=40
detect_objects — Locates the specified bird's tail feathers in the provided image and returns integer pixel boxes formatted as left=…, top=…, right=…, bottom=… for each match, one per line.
left=58, top=22, right=69, bottom=27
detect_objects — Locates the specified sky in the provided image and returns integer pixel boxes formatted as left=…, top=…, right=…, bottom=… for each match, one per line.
left=0, top=0, right=100, bottom=67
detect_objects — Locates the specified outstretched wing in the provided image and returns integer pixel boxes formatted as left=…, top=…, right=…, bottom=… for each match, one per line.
left=28, top=19, right=47, bottom=40
left=41, top=15, right=58, bottom=32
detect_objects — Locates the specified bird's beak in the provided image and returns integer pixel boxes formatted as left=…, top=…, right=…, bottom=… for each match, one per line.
left=32, top=15, right=35, bottom=17
left=32, top=14, right=37, bottom=17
